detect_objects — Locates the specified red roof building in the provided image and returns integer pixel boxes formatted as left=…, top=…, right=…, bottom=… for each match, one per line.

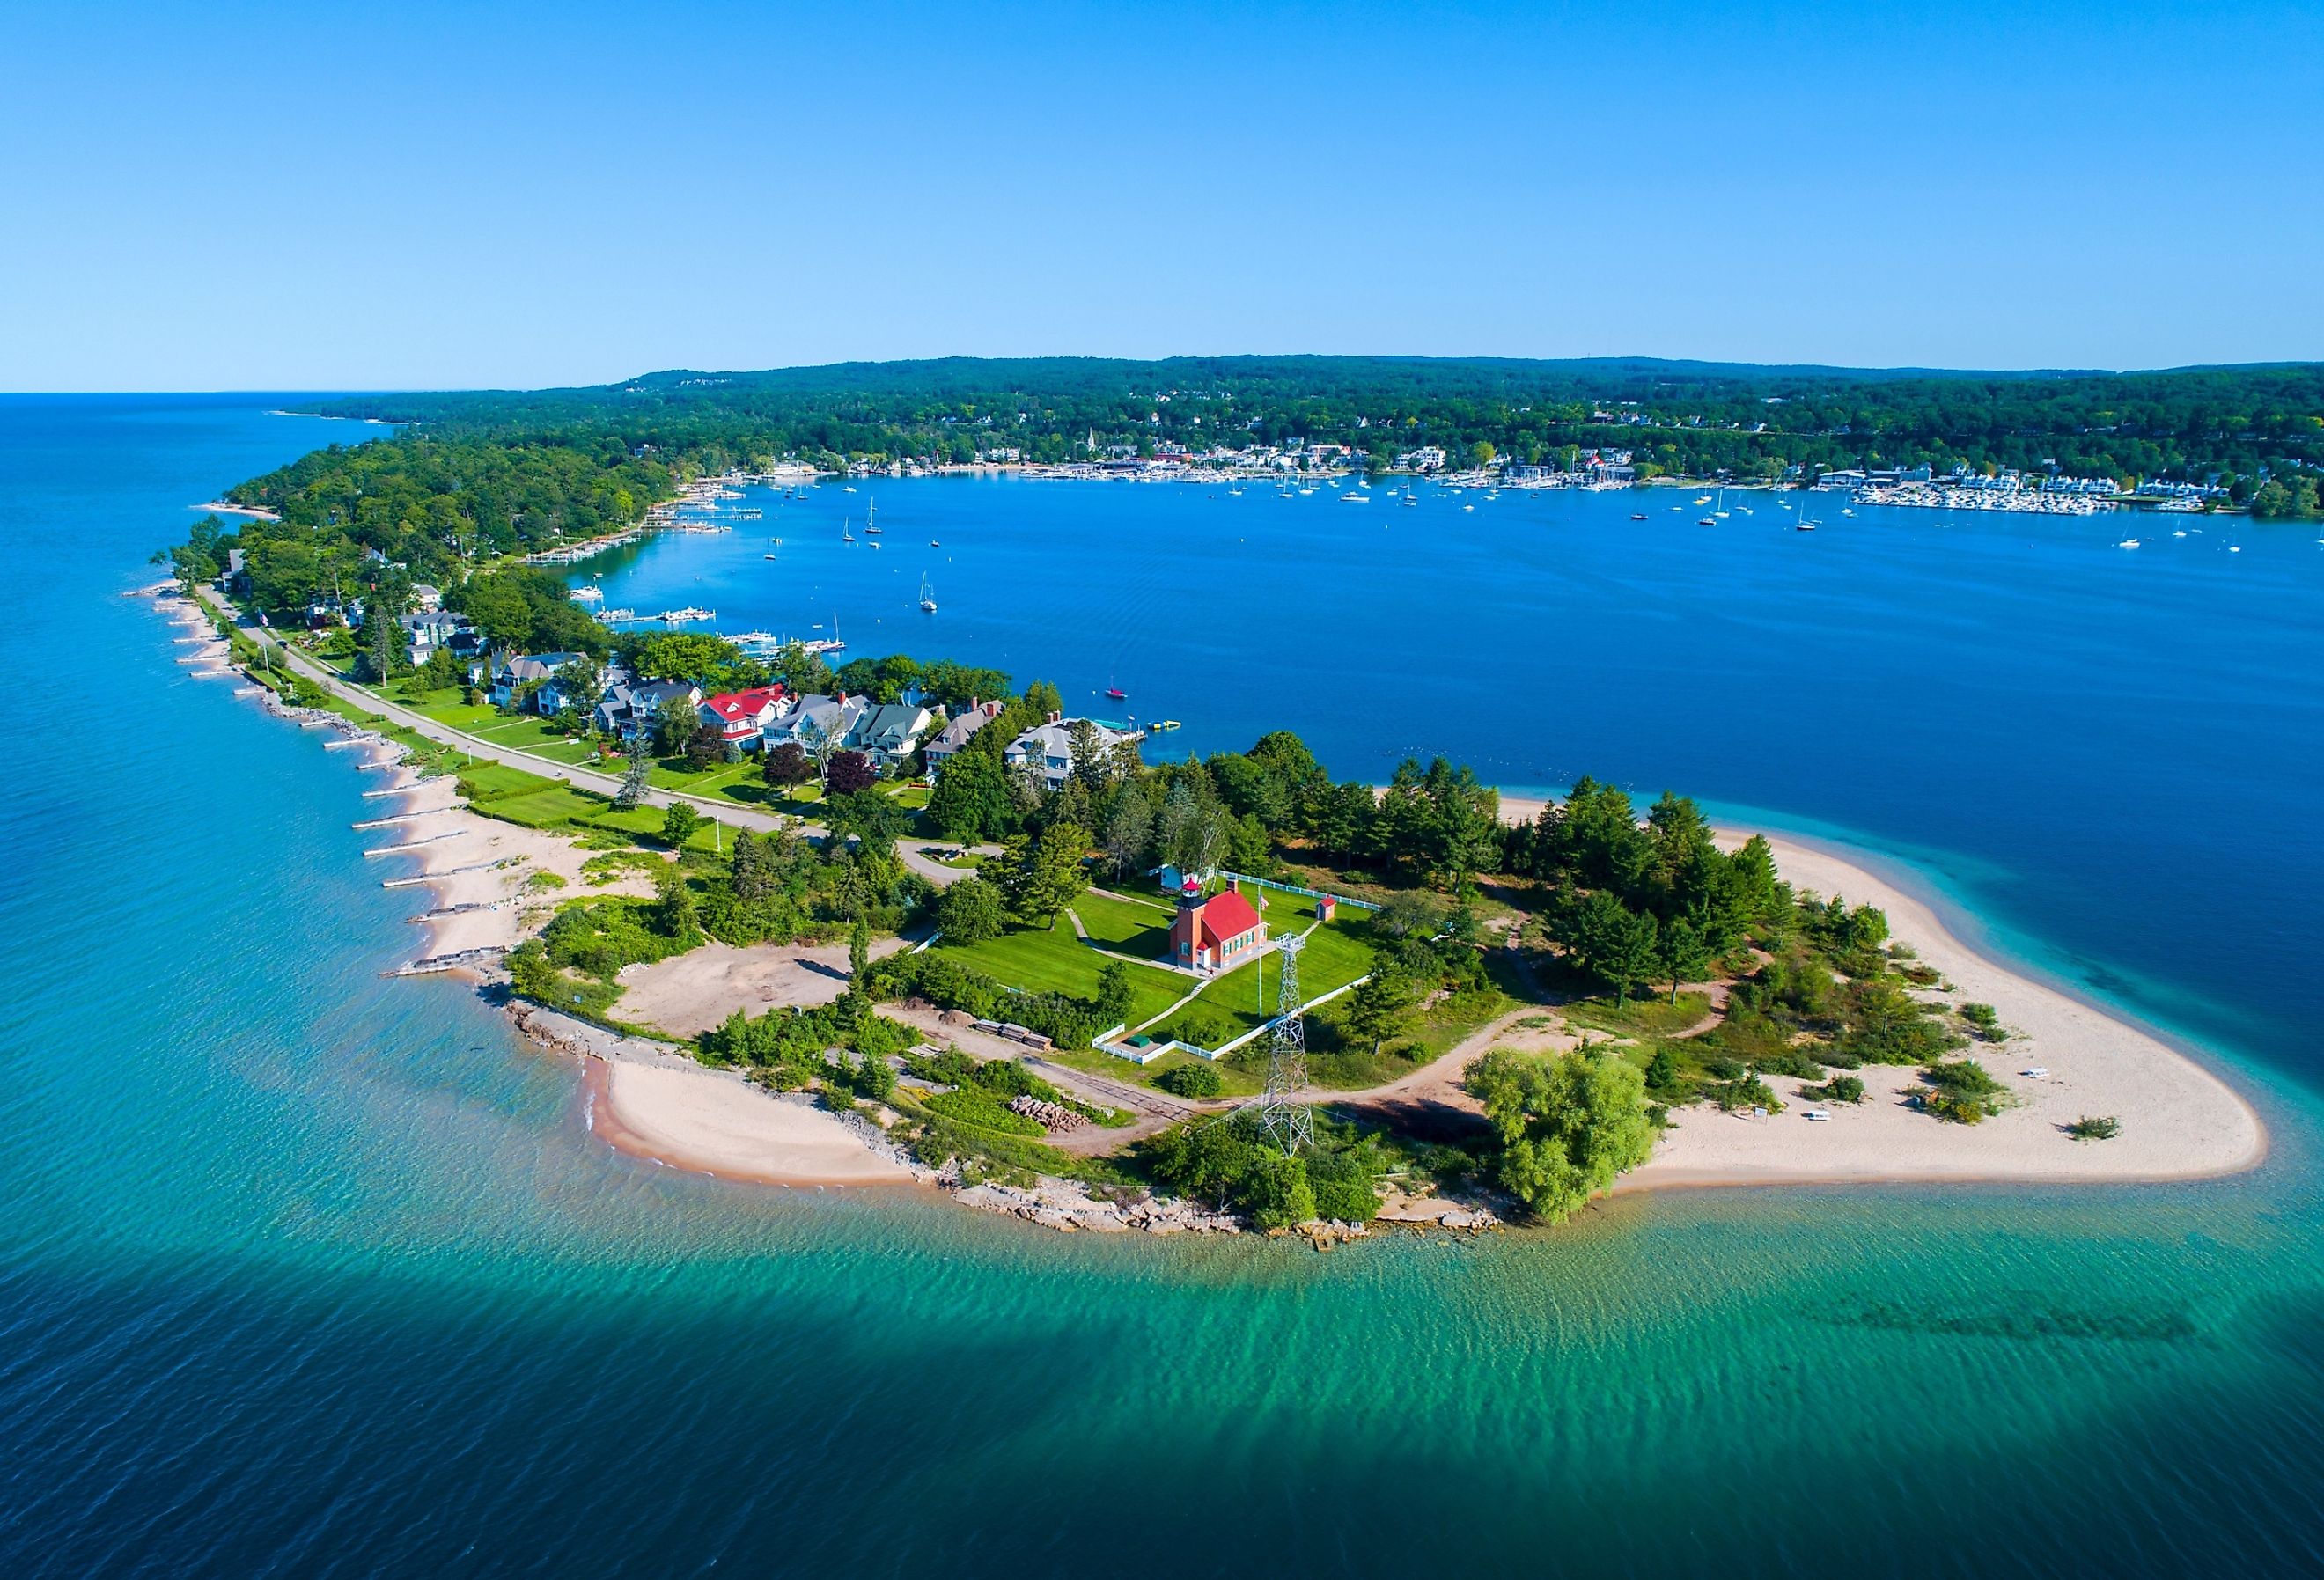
left=698, top=684, right=787, bottom=746
left=1168, top=883, right=1267, bottom=974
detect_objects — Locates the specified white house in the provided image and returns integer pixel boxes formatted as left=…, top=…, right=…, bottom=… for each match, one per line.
left=762, top=693, right=866, bottom=761
left=491, top=652, right=588, bottom=711
left=843, top=702, right=936, bottom=775
left=697, top=685, right=788, bottom=751
left=1004, top=715, right=1139, bottom=792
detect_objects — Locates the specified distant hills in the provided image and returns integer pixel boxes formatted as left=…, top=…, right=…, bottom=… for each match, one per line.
left=320, top=355, right=2324, bottom=497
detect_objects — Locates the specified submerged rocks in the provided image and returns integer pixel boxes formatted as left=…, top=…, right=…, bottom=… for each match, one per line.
left=950, top=1180, right=1241, bottom=1235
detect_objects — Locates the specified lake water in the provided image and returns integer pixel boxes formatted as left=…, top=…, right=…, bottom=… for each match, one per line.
left=4, top=399, right=2321, bottom=1577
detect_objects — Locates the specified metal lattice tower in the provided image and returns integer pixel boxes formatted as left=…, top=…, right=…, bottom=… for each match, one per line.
left=1256, top=933, right=1313, bottom=1155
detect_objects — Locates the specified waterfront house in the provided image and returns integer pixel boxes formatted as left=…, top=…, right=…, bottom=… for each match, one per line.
left=923, top=701, right=1004, bottom=777
left=533, top=656, right=598, bottom=717
left=491, top=652, right=585, bottom=709
left=398, top=610, right=472, bottom=665
left=762, top=693, right=867, bottom=761
left=843, top=702, right=935, bottom=775
left=698, top=685, right=788, bottom=752
left=594, top=677, right=701, bottom=738
left=1004, top=715, right=1139, bottom=792
left=1167, top=882, right=1267, bottom=974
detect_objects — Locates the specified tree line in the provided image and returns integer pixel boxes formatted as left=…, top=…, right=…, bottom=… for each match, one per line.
left=313, top=355, right=2324, bottom=501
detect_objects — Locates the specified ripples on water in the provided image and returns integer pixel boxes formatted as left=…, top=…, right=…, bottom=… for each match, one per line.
left=1, top=399, right=2320, bottom=1576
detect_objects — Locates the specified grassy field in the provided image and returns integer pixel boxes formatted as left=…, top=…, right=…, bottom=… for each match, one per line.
left=1072, top=889, right=1176, bottom=959
left=929, top=922, right=1190, bottom=1029
left=1560, top=991, right=1714, bottom=1042
left=1195, top=903, right=1378, bottom=1043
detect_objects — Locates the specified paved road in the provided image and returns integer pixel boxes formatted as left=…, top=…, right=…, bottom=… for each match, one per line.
left=201, top=585, right=813, bottom=838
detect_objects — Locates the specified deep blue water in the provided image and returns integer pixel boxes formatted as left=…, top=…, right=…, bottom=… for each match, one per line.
left=597, top=474, right=2324, bottom=1091
left=4, top=398, right=2322, bottom=1579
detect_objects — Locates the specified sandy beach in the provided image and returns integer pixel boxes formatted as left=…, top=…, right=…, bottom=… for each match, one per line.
left=180, top=579, right=2266, bottom=1206
left=614, top=935, right=910, bottom=1040
left=1496, top=794, right=2265, bottom=1190
left=584, top=1056, right=916, bottom=1187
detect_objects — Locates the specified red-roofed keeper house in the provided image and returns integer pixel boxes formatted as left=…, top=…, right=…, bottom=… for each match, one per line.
left=1168, top=883, right=1267, bottom=973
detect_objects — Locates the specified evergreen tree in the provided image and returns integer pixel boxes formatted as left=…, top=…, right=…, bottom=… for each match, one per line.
left=1657, top=915, right=1714, bottom=1005
left=1347, top=966, right=1417, bottom=1055
left=1100, top=784, right=1154, bottom=878
left=614, top=721, right=653, bottom=810
left=655, top=863, right=697, bottom=938
left=1095, top=959, right=1134, bottom=1026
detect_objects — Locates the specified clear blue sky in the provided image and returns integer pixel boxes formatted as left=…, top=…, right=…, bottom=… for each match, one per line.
left=6, top=0, right=2319, bottom=390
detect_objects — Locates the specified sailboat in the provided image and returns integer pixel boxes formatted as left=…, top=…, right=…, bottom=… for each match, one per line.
left=841, top=515, right=855, bottom=542
left=1713, top=488, right=1731, bottom=519
left=864, top=497, right=881, bottom=534
left=917, top=575, right=938, bottom=613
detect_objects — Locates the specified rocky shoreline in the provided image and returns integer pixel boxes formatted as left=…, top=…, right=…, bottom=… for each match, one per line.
left=157, top=582, right=1511, bottom=1245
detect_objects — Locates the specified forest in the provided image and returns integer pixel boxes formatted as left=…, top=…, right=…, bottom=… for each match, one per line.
left=314, top=355, right=2324, bottom=502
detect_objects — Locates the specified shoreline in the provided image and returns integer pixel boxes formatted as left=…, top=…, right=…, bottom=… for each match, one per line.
left=159, top=584, right=2267, bottom=1223
left=577, top=1055, right=924, bottom=1190
left=1497, top=793, right=2265, bottom=1192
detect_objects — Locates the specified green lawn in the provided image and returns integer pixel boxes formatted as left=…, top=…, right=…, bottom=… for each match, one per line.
left=1072, top=890, right=1176, bottom=959
left=930, top=922, right=1188, bottom=1029
left=1197, top=905, right=1379, bottom=1043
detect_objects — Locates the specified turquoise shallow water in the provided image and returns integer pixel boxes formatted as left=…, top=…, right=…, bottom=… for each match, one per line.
left=4, top=398, right=2322, bottom=1577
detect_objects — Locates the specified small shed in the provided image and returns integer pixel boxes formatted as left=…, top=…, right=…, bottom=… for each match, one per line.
left=1315, top=894, right=1337, bottom=922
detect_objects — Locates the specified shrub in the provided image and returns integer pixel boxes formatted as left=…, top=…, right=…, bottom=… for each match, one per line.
left=2066, top=1114, right=2122, bottom=1141
left=1157, top=1062, right=1224, bottom=1099
left=1802, top=1074, right=1866, bottom=1104
left=934, top=876, right=1006, bottom=944
left=924, top=1087, right=1044, bottom=1135
left=1160, top=1003, right=1235, bottom=1053
left=1305, top=1149, right=1383, bottom=1222
left=1918, top=1059, right=2009, bottom=1123
left=867, top=951, right=1101, bottom=1049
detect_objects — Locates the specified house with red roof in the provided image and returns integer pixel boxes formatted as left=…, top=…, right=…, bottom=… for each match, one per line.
left=1167, top=882, right=1267, bottom=974
left=697, top=684, right=787, bottom=751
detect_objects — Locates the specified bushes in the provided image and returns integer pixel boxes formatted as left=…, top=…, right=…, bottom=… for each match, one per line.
left=924, top=1088, right=1043, bottom=1135
left=868, top=950, right=1102, bottom=1050
left=1141, top=1115, right=1382, bottom=1227
left=1158, top=1003, right=1234, bottom=1052
left=541, top=896, right=695, bottom=978
left=1831, top=979, right=1966, bottom=1067
left=1918, top=1060, right=2010, bottom=1124
left=2066, top=1114, right=2121, bottom=1141
left=1157, top=1062, right=1224, bottom=1099
left=934, top=876, right=1006, bottom=944
left=1802, top=1074, right=1866, bottom=1104
left=1305, top=1147, right=1384, bottom=1222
